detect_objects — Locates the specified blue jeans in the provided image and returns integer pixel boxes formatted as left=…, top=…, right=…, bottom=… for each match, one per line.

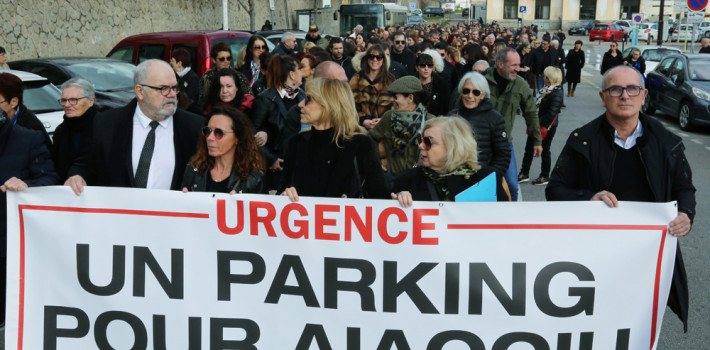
left=535, top=75, right=545, bottom=94
left=503, top=142, right=519, bottom=201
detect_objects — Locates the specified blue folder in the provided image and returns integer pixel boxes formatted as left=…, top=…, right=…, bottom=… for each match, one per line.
left=454, top=172, right=497, bottom=202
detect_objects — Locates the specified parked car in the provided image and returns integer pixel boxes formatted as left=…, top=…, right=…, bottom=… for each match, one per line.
left=699, top=21, right=710, bottom=38
left=9, top=57, right=136, bottom=111
left=644, top=54, right=710, bottom=130
left=589, top=23, right=626, bottom=42
left=614, top=20, right=633, bottom=33
left=5, top=70, right=63, bottom=136
left=671, top=25, right=701, bottom=42
left=424, top=7, right=444, bottom=17
left=568, top=20, right=599, bottom=36
left=411, top=8, right=423, bottom=16
left=636, top=23, right=659, bottom=44
left=107, top=30, right=255, bottom=77
left=621, top=45, right=681, bottom=72
left=408, top=15, right=426, bottom=25
left=258, top=30, right=306, bottom=52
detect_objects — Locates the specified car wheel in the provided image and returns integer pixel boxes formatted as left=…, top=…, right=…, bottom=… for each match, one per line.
left=679, top=102, right=694, bottom=131
left=705, top=31, right=710, bottom=38
left=642, top=93, right=655, bottom=115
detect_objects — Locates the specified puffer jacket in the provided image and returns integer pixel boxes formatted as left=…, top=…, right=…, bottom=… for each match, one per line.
left=181, top=165, right=263, bottom=194
left=449, top=98, right=511, bottom=175
left=538, top=87, right=563, bottom=128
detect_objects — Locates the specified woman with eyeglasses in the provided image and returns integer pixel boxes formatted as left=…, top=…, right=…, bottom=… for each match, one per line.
left=251, top=54, right=304, bottom=193
left=52, top=78, right=97, bottom=182
left=601, top=41, right=624, bottom=75
left=279, top=78, right=389, bottom=200
left=391, top=117, right=509, bottom=207
left=415, top=50, right=450, bottom=117
left=203, top=68, right=254, bottom=119
left=448, top=72, right=510, bottom=178
left=238, top=35, right=269, bottom=95
left=518, top=66, right=563, bottom=186
left=350, top=44, right=395, bottom=129
left=181, top=107, right=264, bottom=194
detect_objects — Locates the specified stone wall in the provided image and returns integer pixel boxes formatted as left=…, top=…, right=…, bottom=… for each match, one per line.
left=0, top=0, right=310, bottom=60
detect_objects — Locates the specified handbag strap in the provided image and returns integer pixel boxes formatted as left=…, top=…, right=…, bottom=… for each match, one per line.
left=548, top=114, right=558, bottom=129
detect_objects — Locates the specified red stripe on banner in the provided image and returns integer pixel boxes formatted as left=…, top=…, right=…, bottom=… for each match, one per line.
left=448, top=223, right=669, bottom=348
left=15, top=204, right=210, bottom=350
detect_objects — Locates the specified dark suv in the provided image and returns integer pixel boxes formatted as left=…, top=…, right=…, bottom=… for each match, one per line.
left=568, top=20, right=600, bottom=36
left=424, top=7, right=444, bottom=17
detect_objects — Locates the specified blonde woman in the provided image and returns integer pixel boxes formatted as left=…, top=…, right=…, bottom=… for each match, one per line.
left=392, top=117, right=510, bottom=206
left=280, top=78, right=389, bottom=200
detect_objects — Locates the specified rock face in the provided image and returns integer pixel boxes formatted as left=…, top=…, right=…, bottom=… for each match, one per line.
left=0, top=0, right=301, bottom=60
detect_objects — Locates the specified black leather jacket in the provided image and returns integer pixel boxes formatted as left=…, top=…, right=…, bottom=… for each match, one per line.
left=181, top=165, right=263, bottom=194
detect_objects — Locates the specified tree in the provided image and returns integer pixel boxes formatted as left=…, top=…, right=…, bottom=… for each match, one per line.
left=237, top=0, right=256, bottom=31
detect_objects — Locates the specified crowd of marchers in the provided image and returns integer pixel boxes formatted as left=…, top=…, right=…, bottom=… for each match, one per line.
left=0, top=19, right=699, bottom=331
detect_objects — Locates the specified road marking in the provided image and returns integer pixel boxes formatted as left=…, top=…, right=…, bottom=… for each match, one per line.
left=690, top=139, right=702, bottom=144
left=678, top=132, right=689, bottom=137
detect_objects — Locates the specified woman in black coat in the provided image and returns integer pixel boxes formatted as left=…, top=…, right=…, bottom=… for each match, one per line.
left=565, top=40, right=585, bottom=97
left=448, top=72, right=510, bottom=177
left=416, top=50, right=450, bottom=116
left=519, top=66, right=564, bottom=186
left=280, top=78, right=389, bottom=200
left=391, top=117, right=509, bottom=206
left=600, top=41, right=624, bottom=75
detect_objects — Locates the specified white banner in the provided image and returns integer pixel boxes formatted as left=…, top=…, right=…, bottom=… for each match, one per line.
left=6, top=187, right=678, bottom=349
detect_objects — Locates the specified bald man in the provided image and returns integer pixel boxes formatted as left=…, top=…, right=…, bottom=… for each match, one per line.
left=313, top=61, right=348, bottom=81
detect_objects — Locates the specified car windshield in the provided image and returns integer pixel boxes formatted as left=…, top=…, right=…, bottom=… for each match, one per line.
left=66, top=61, right=136, bottom=91
left=573, top=21, right=589, bottom=27
left=689, top=59, right=710, bottom=81
left=638, top=24, right=649, bottom=29
left=642, top=49, right=681, bottom=62
left=23, top=80, right=62, bottom=114
left=594, top=25, right=607, bottom=30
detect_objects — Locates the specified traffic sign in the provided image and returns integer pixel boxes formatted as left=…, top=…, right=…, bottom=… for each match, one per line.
left=409, top=2, right=416, bottom=10
left=632, top=13, right=644, bottom=25
left=687, top=0, right=708, bottom=12
left=675, top=0, right=689, bottom=12
left=519, top=5, right=526, bottom=13
left=687, top=11, right=705, bottom=23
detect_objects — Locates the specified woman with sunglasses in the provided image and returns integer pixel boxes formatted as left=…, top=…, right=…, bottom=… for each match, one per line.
left=238, top=35, right=269, bottom=95
left=391, top=117, right=509, bottom=207
left=600, top=41, right=623, bottom=75
left=449, top=72, right=510, bottom=178
left=415, top=50, right=450, bottom=117
left=203, top=68, right=254, bottom=118
left=251, top=54, right=304, bottom=193
left=350, top=44, right=395, bottom=129
left=182, top=107, right=264, bottom=194
left=279, top=78, right=389, bottom=200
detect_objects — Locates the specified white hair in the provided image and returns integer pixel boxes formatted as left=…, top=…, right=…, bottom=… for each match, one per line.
left=457, top=71, right=490, bottom=98
left=420, top=49, right=444, bottom=73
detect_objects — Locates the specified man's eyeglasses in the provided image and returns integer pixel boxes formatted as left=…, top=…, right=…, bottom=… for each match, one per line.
left=418, top=135, right=433, bottom=150
left=217, top=56, right=233, bottom=62
left=59, top=97, right=88, bottom=105
left=603, top=85, right=642, bottom=97
left=394, top=40, right=406, bottom=44
left=418, top=63, right=434, bottom=68
left=202, top=127, right=234, bottom=139
left=367, top=54, right=384, bottom=61
left=462, top=88, right=481, bottom=96
left=141, top=84, right=179, bottom=96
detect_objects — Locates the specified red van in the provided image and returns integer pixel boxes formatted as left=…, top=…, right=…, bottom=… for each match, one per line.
left=106, top=30, right=264, bottom=77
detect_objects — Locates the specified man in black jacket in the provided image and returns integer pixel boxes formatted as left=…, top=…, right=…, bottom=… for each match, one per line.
left=546, top=65, right=695, bottom=332
left=530, top=38, right=557, bottom=93
left=65, top=60, right=203, bottom=194
left=390, top=32, right=416, bottom=76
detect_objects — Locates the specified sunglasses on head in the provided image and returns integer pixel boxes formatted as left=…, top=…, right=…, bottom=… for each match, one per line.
left=462, top=88, right=481, bottom=96
left=202, top=126, right=233, bottom=139
left=218, top=56, right=233, bottom=62
left=367, top=54, right=384, bottom=61
left=418, top=63, right=433, bottom=68
left=418, top=135, right=433, bottom=150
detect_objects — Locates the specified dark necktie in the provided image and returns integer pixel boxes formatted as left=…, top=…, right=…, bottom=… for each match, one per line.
left=134, top=121, right=159, bottom=188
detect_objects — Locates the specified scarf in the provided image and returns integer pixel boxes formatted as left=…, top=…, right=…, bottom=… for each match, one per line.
left=391, top=104, right=427, bottom=154
left=176, top=66, right=191, bottom=78
left=250, top=61, right=261, bottom=87
left=536, top=84, right=559, bottom=107
left=422, top=165, right=478, bottom=201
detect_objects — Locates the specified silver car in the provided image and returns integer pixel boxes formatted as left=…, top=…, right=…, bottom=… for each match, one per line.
left=5, top=70, right=63, bottom=137
left=621, top=45, right=682, bottom=72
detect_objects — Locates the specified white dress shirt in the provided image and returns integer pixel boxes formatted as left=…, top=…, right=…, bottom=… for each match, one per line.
left=132, top=106, right=175, bottom=190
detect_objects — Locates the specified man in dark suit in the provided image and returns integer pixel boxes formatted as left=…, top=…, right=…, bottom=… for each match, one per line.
left=65, top=60, right=203, bottom=194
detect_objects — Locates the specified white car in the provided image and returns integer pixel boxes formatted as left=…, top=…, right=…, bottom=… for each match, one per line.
left=699, top=21, right=710, bottom=38
left=614, top=20, right=633, bottom=34
left=671, top=25, right=701, bottom=42
left=636, top=23, right=658, bottom=43
left=621, top=45, right=682, bottom=72
left=6, top=70, right=64, bottom=136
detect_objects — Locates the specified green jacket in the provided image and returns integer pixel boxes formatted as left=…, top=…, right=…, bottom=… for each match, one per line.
left=485, top=68, right=541, bottom=145
left=368, top=107, right=436, bottom=175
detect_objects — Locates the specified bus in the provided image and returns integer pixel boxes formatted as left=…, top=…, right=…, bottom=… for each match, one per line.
left=338, top=3, right=409, bottom=37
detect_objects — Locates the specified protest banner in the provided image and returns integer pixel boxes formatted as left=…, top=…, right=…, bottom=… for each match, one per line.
left=5, top=186, right=678, bottom=349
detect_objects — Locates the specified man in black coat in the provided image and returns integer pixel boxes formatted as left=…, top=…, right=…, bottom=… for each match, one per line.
left=65, top=60, right=203, bottom=194
left=390, top=32, right=417, bottom=76
left=546, top=65, right=695, bottom=332
left=530, top=38, right=557, bottom=93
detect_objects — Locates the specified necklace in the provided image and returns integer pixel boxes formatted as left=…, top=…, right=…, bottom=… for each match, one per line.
left=211, top=166, right=231, bottom=182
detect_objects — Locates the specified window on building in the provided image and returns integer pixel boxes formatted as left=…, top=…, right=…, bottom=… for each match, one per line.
left=579, top=0, right=596, bottom=20
left=535, top=0, right=550, bottom=19
left=503, top=0, right=517, bottom=19
left=620, top=0, right=640, bottom=18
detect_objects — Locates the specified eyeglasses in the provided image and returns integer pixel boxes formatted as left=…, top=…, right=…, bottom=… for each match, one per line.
left=394, top=40, right=406, bottom=44
left=603, top=85, right=642, bottom=97
left=418, top=63, right=433, bottom=68
left=141, top=84, right=179, bottom=96
left=253, top=45, right=267, bottom=50
left=418, top=135, right=433, bottom=150
left=462, top=88, right=482, bottom=96
left=202, top=126, right=234, bottom=139
left=217, top=56, right=233, bottom=62
left=367, top=54, right=384, bottom=61
left=59, top=97, right=88, bottom=105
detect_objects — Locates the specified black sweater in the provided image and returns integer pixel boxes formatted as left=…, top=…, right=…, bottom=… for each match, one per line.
left=51, top=106, right=97, bottom=182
